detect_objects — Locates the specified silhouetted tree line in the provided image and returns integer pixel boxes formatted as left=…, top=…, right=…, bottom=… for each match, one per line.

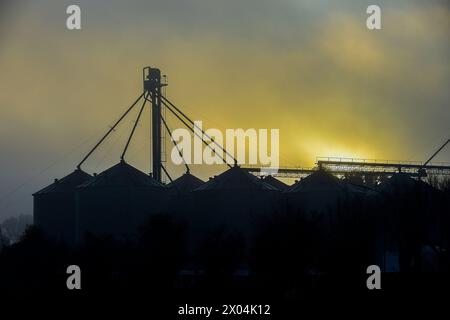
left=0, top=188, right=449, bottom=299
left=0, top=214, right=32, bottom=244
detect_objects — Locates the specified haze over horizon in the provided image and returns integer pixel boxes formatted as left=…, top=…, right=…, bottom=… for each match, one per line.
left=0, top=0, right=449, bottom=221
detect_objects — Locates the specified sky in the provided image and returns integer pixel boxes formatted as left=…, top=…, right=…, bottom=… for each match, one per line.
left=0, top=0, right=449, bottom=221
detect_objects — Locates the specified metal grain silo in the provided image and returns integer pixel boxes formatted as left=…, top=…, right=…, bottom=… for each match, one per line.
left=261, top=175, right=289, bottom=191
left=285, top=169, right=369, bottom=224
left=74, top=160, right=167, bottom=243
left=33, top=169, right=92, bottom=245
left=166, top=172, right=204, bottom=196
left=376, top=173, right=437, bottom=196
left=166, top=172, right=204, bottom=224
left=188, top=166, right=280, bottom=247
left=376, top=173, right=444, bottom=271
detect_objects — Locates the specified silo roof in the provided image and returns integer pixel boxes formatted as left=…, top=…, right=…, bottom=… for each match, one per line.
left=286, top=170, right=343, bottom=193
left=262, top=175, right=289, bottom=191
left=377, top=173, right=436, bottom=195
left=167, top=172, right=204, bottom=192
left=286, top=169, right=367, bottom=194
left=194, top=166, right=278, bottom=192
left=33, top=169, right=92, bottom=195
left=77, top=161, right=164, bottom=188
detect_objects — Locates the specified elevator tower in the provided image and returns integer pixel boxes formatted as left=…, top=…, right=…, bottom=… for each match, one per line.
left=143, top=67, right=166, bottom=183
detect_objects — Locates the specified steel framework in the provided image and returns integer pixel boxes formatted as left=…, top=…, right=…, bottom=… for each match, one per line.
left=243, top=157, right=450, bottom=178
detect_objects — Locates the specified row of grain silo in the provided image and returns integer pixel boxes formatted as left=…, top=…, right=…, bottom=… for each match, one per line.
left=33, top=161, right=444, bottom=259
left=33, top=161, right=166, bottom=245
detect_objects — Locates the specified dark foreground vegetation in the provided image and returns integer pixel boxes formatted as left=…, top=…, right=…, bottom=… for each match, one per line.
left=0, top=181, right=449, bottom=316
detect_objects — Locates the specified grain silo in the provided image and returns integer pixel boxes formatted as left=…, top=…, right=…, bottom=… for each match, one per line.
left=166, top=172, right=205, bottom=226
left=33, top=169, right=92, bottom=244
left=261, top=175, right=289, bottom=191
left=285, top=169, right=369, bottom=224
left=188, top=166, right=280, bottom=248
left=285, top=169, right=379, bottom=271
left=377, top=173, right=437, bottom=196
left=376, top=173, right=444, bottom=271
left=74, top=160, right=166, bottom=243
left=166, top=172, right=204, bottom=195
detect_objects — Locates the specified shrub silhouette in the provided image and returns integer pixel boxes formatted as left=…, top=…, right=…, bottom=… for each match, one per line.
left=197, top=226, right=245, bottom=284
left=0, top=226, right=68, bottom=294
left=250, top=210, right=319, bottom=293
left=134, top=213, right=188, bottom=290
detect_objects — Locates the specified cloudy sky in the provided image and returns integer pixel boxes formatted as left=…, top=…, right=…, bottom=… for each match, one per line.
left=0, top=0, right=449, bottom=220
